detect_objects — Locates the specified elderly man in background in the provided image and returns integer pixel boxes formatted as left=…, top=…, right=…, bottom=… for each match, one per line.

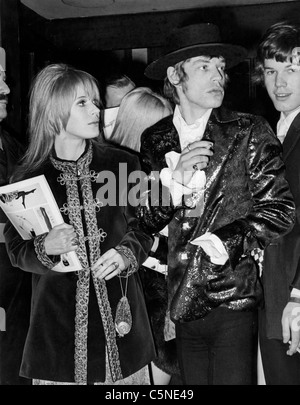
left=0, top=47, right=32, bottom=385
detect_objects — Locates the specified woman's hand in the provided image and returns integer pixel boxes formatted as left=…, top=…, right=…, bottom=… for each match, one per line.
left=44, top=223, right=78, bottom=255
left=92, top=248, right=127, bottom=280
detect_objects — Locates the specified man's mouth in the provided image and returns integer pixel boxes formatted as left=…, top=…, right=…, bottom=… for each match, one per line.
left=274, top=93, right=291, bottom=99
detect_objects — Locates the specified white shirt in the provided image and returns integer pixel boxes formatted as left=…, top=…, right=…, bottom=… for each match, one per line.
left=277, top=106, right=300, bottom=143
left=173, top=106, right=212, bottom=150
left=160, top=106, right=228, bottom=265
left=102, top=106, right=119, bottom=139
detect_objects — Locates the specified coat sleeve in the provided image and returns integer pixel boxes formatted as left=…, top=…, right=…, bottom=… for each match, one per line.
left=291, top=259, right=300, bottom=290
left=115, top=154, right=154, bottom=273
left=137, top=128, right=178, bottom=234
left=213, top=117, right=295, bottom=269
left=4, top=220, right=51, bottom=275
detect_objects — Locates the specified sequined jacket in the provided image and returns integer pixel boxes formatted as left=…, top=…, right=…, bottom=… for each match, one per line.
left=4, top=140, right=155, bottom=384
left=138, top=107, right=295, bottom=323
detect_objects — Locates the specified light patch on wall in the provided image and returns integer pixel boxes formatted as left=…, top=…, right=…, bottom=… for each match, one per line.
left=132, top=48, right=148, bottom=64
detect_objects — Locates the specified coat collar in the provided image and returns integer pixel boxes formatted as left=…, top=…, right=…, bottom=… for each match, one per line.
left=50, top=140, right=93, bottom=174
left=210, top=106, right=241, bottom=124
left=283, top=112, right=300, bottom=160
left=152, top=106, right=241, bottom=164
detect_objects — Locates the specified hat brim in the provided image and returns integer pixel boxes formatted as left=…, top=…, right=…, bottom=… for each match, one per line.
left=145, top=43, right=247, bottom=80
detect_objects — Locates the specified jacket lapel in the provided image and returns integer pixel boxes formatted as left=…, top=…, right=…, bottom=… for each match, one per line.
left=283, top=112, right=300, bottom=160
left=159, top=120, right=181, bottom=167
left=202, top=107, right=240, bottom=183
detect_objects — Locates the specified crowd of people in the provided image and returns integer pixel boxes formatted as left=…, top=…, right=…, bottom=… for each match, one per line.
left=0, top=19, right=300, bottom=385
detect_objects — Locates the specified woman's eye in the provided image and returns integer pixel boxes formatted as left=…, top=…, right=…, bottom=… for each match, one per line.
left=78, top=100, right=86, bottom=106
left=200, top=65, right=208, bottom=71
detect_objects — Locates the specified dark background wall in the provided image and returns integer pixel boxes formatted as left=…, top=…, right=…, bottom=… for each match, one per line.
left=2, top=0, right=300, bottom=141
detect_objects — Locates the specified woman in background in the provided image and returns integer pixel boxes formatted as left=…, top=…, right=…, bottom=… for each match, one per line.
left=4, top=64, right=155, bottom=385
left=109, top=87, right=181, bottom=385
left=109, top=86, right=172, bottom=151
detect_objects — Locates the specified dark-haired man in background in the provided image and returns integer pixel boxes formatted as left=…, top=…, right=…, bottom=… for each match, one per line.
left=254, top=21, right=300, bottom=385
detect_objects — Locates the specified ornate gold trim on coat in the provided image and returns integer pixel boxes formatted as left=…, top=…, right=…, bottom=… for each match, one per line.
left=50, top=142, right=122, bottom=384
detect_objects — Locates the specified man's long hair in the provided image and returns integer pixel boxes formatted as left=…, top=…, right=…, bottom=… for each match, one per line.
left=253, top=21, right=300, bottom=86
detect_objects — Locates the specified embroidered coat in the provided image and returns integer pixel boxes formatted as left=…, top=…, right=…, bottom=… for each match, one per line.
left=263, top=112, right=300, bottom=339
left=4, top=140, right=155, bottom=384
left=0, top=129, right=32, bottom=385
left=137, top=106, right=295, bottom=323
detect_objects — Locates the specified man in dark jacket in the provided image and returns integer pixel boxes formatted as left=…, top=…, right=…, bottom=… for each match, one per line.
left=253, top=21, right=300, bottom=385
left=137, top=23, right=295, bottom=385
left=0, top=47, right=31, bottom=385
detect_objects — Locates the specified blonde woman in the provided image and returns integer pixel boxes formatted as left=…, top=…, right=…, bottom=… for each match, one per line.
left=5, top=64, right=155, bottom=385
left=109, top=87, right=173, bottom=152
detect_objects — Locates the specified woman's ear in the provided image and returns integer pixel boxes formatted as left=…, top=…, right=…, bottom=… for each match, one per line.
left=167, top=66, right=180, bottom=85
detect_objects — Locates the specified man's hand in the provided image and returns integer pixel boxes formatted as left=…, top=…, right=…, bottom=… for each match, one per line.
left=172, top=140, right=214, bottom=186
left=282, top=301, right=300, bottom=355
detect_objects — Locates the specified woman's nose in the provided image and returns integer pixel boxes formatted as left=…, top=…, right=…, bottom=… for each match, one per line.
left=0, top=78, right=10, bottom=94
left=89, top=103, right=100, bottom=117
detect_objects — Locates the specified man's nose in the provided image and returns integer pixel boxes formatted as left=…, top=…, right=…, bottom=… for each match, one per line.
left=275, top=72, right=287, bottom=87
left=212, top=67, right=224, bottom=82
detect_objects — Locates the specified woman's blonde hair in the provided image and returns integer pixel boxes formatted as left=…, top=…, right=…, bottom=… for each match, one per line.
left=13, top=63, right=100, bottom=181
left=109, top=87, right=173, bottom=152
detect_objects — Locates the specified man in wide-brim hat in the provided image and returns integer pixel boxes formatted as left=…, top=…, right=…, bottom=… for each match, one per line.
left=137, top=22, right=295, bottom=385
left=145, top=22, right=246, bottom=80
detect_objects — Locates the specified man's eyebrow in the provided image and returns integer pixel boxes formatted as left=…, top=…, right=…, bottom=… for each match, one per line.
left=264, top=62, right=294, bottom=69
left=192, top=57, right=211, bottom=64
left=192, top=56, right=226, bottom=64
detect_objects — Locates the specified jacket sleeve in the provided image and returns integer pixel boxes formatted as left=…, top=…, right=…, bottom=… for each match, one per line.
left=213, top=117, right=295, bottom=269
left=116, top=154, right=154, bottom=274
left=137, top=128, right=178, bottom=234
left=4, top=220, right=51, bottom=275
left=291, top=259, right=300, bottom=290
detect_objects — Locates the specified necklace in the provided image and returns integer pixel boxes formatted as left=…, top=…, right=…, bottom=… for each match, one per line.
left=115, top=274, right=132, bottom=337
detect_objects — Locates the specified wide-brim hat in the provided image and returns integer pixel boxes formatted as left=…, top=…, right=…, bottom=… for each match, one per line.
left=145, top=23, right=247, bottom=80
